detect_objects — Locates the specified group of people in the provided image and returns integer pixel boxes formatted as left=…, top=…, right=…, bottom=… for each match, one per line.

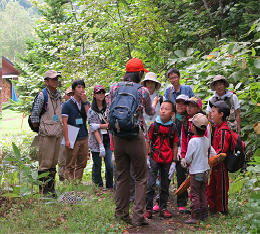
left=30, top=58, right=241, bottom=226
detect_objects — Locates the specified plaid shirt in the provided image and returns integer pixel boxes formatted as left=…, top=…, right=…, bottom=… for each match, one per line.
left=30, top=88, right=59, bottom=123
left=107, top=82, right=156, bottom=127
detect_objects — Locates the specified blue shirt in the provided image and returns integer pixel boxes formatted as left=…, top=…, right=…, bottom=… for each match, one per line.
left=164, top=85, right=194, bottom=104
left=62, top=99, right=89, bottom=140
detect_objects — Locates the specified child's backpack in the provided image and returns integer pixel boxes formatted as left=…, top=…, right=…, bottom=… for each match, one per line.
left=218, top=126, right=245, bottom=172
left=150, top=122, right=177, bottom=164
left=109, top=82, right=142, bottom=140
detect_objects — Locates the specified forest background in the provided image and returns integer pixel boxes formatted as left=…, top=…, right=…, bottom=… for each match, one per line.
left=0, top=0, right=259, bottom=233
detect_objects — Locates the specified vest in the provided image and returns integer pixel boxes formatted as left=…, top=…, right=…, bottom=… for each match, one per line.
left=212, top=93, right=237, bottom=132
left=39, top=89, right=63, bottom=137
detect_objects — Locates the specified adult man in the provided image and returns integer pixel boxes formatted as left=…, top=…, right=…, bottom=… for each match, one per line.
left=62, top=80, right=90, bottom=182
left=31, top=70, right=63, bottom=196
left=58, top=88, right=73, bottom=182
left=207, top=75, right=241, bottom=134
left=107, top=58, right=159, bottom=226
left=164, top=68, right=194, bottom=104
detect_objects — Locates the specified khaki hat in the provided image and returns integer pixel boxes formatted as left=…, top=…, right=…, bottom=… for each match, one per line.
left=210, top=75, right=229, bottom=91
left=141, top=72, right=161, bottom=90
left=190, top=113, right=208, bottom=130
left=65, top=87, right=73, bottom=95
left=44, top=70, right=61, bottom=79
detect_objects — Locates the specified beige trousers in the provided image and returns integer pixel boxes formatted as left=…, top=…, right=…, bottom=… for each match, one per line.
left=65, top=137, right=89, bottom=181
left=39, top=136, right=62, bottom=171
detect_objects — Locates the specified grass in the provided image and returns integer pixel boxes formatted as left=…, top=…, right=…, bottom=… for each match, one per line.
left=0, top=184, right=124, bottom=233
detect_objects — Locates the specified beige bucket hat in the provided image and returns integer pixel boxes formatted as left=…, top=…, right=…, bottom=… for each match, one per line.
left=141, top=72, right=161, bottom=90
left=210, top=75, right=229, bottom=91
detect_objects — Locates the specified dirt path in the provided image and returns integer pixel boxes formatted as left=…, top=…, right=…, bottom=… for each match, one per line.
left=126, top=185, right=201, bottom=234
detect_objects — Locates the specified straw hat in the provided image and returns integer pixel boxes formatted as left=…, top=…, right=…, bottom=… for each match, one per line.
left=141, top=72, right=161, bottom=90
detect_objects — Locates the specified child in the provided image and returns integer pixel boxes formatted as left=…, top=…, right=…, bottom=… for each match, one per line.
left=180, top=96, right=211, bottom=214
left=87, top=85, right=113, bottom=189
left=207, top=100, right=231, bottom=216
left=184, top=113, right=216, bottom=224
left=145, top=100, right=178, bottom=219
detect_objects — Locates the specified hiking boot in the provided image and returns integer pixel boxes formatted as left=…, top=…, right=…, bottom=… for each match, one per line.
left=38, top=170, right=49, bottom=196
left=185, top=218, right=200, bottom=224
left=144, top=210, right=153, bottom=219
left=48, top=168, right=57, bottom=197
left=132, top=218, right=149, bottom=227
left=153, top=203, right=160, bottom=212
left=185, top=209, right=200, bottom=224
left=179, top=207, right=191, bottom=215
left=160, top=209, right=172, bottom=218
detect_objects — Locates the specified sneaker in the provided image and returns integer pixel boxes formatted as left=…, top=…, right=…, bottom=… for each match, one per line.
left=153, top=203, right=160, bottom=212
left=179, top=207, right=191, bottom=215
left=144, top=210, right=153, bottom=219
left=185, top=218, right=200, bottom=224
left=160, top=209, right=172, bottom=218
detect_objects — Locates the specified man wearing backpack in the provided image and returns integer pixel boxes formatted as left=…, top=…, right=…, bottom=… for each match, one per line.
left=207, top=101, right=231, bottom=216
left=30, top=70, right=63, bottom=196
left=207, top=75, right=241, bottom=135
left=107, top=58, right=160, bottom=226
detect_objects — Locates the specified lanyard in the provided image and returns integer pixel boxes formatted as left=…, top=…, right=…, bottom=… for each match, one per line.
left=50, top=97, right=58, bottom=115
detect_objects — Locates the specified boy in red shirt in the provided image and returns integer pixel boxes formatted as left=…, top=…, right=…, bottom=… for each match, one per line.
left=208, top=100, right=231, bottom=216
left=145, top=100, right=178, bottom=219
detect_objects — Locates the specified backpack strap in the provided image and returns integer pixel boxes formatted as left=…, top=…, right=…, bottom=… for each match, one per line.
left=169, top=86, right=172, bottom=102
left=68, top=99, right=87, bottom=120
left=39, top=88, right=49, bottom=116
left=168, top=123, right=176, bottom=149
left=152, top=121, right=160, bottom=145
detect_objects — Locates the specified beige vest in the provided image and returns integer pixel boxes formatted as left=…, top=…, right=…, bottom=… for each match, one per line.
left=39, top=89, right=63, bottom=137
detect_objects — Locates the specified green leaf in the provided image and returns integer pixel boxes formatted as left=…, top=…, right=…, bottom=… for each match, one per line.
left=75, top=47, right=81, bottom=52
left=37, top=172, right=50, bottom=179
left=49, top=37, right=54, bottom=41
left=252, top=47, right=256, bottom=56
left=227, top=43, right=235, bottom=54
left=174, top=50, right=184, bottom=58
left=12, top=142, right=21, bottom=161
left=4, top=157, right=16, bottom=162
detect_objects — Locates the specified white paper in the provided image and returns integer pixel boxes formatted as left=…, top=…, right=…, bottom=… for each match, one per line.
left=61, top=124, right=80, bottom=149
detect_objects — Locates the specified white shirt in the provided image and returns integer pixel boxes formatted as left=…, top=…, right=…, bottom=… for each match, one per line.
left=143, top=91, right=165, bottom=128
left=207, top=90, right=240, bottom=113
left=185, top=136, right=216, bottom=174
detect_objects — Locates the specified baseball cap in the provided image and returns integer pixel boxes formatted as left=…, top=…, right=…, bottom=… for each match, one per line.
left=141, top=72, right=161, bottom=90
left=94, top=85, right=106, bottom=93
left=191, top=113, right=208, bottom=130
left=65, top=88, right=73, bottom=95
left=212, top=100, right=230, bottom=117
left=210, top=75, right=229, bottom=91
left=44, top=70, right=61, bottom=79
left=184, top=96, right=202, bottom=109
left=126, top=58, right=148, bottom=73
left=176, top=94, right=189, bottom=102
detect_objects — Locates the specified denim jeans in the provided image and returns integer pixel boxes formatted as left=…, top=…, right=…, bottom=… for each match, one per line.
left=92, top=141, right=113, bottom=188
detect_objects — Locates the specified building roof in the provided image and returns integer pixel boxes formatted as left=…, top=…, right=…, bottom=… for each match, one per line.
left=1, top=56, right=20, bottom=76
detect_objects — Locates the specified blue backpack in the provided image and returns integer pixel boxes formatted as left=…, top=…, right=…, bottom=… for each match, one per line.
left=28, top=88, right=61, bottom=133
left=109, top=82, right=142, bottom=140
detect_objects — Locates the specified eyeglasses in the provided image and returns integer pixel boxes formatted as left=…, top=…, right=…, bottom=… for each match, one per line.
left=169, top=76, right=179, bottom=80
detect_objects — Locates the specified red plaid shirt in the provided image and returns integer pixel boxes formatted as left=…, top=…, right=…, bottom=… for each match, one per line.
left=107, top=82, right=156, bottom=127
